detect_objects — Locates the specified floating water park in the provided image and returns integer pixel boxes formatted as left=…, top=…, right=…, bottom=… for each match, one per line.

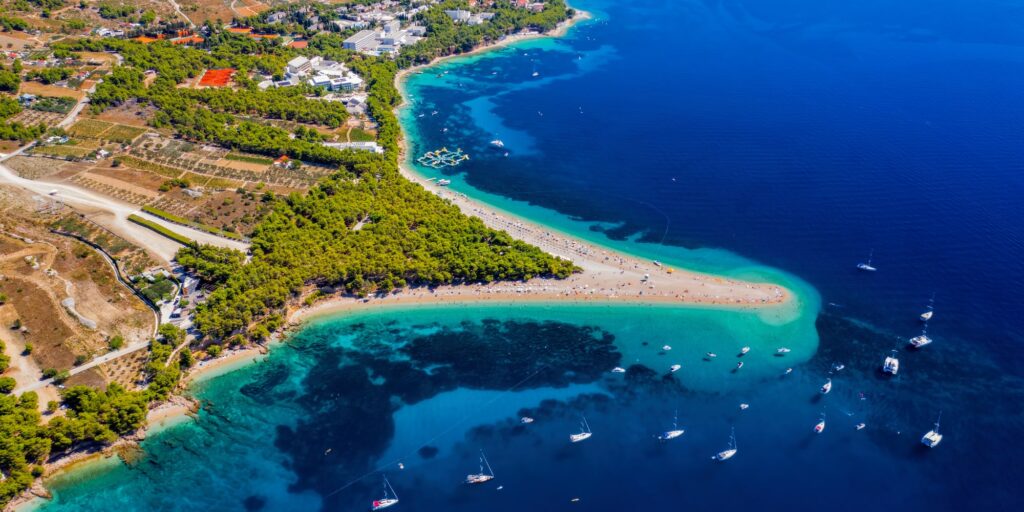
left=417, top=147, right=470, bottom=168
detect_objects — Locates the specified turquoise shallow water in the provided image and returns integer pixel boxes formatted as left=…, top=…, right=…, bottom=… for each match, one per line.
left=29, top=0, right=1024, bottom=509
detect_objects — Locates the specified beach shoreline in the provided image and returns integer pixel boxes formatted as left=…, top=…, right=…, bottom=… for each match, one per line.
left=10, top=7, right=795, bottom=509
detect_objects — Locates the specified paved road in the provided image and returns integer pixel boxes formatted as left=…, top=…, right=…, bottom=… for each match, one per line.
left=13, top=340, right=152, bottom=394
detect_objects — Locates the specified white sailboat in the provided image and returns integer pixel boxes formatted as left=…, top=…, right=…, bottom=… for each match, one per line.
left=857, top=250, right=877, bottom=271
left=371, top=476, right=399, bottom=511
left=712, top=428, right=737, bottom=461
left=570, top=416, right=593, bottom=443
left=489, top=139, right=505, bottom=148
left=657, top=410, right=685, bottom=440
left=909, top=326, right=933, bottom=348
left=883, top=350, right=899, bottom=375
left=920, top=294, right=935, bottom=322
left=465, top=451, right=495, bottom=484
left=921, top=413, right=943, bottom=448
left=814, top=414, right=826, bottom=434
left=820, top=378, right=833, bottom=394
left=611, top=367, right=626, bottom=373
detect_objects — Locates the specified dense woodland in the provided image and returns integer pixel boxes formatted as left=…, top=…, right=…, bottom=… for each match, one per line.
left=0, top=2, right=573, bottom=504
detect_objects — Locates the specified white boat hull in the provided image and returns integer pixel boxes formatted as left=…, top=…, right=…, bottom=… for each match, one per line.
left=659, top=429, right=684, bottom=440
left=570, top=432, right=592, bottom=443
left=714, top=449, right=737, bottom=461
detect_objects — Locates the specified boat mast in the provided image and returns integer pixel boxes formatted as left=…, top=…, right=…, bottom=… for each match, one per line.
left=582, top=415, right=591, bottom=434
left=481, top=450, right=494, bottom=477
left=730, top=427, right=737, bottom=450
left=384, top=476, right=397, bottom=500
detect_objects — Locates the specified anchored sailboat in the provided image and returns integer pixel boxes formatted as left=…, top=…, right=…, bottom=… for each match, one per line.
left=657, top=410, right=685, bottom=441
left=921, top=412, right=943, bottom=448
left=465, top=451, right=495, bottom=484
left=821, top=378, right=833, bottom=394
left=713, top=428, right=738, bottom=461
left=570, top=416, right=593, bottom=443
left=883, top=349, right=900, bottom=375
left=371, top=476, right=399, bottom=511
left=814, top=413, right=826, bottom=434
left=920, top=294, right=935, bottom=322
left=857, top=250, right=877, bottom=272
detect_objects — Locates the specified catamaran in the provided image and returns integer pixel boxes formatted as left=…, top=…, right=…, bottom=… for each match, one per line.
left=857, top=250, right=877, bottom=271
left=821, top=378, right=833, bottom=394
left=909, top=327, right=933, bottom=348
left=921, top=413, right=943, bottom=448
left=371, top=476, right=399, bottom=511
left=570, top=416, right=593, bottom=443
left=883, top=350, right=899, bottom=375
left=465, top=451, right=495, bottom=484
left=712, top=428, right=738, bottom=461
left=657, top=410, right=685, bottom=440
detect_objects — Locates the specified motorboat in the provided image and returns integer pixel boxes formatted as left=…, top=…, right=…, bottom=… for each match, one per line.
left=371, top=476, right=399, bottom=511
left=662, top=345, right=673, bottom=351
left=739, top=403, right=749, bottom=410
left=657, top=410, right=685, bottom=441
left=520, top=416, right=534, bottom=424
left=712, top=428, right=737, bottom=461
left=611, top=367, right=626, bottom=373
left=735, top=362, right=744, bottom=370
left=740, top=346, right=751, bottom=355
left=856, top=423, right=866, bottom=430
left=821, top=378, right=833, bottom=394
left=784, top=368, right=793, bottom=375
left=437, top=179, right=451, bottom=186
left=705, top=352, right=717, bottom=359
left=570, top=416, right=593, bottom=443
left=465, top=451, right=495, bottom=484
left=776, top=347, right=791, bottom=355
left=921, top=413, right=943, bottom=448
left=856, top=250, right=877, bottom=271
left=883, top=351, right=899, bottom=375
left=814, top=418, right=826, bottom=434
left=669, top=364, right=681, bottom=373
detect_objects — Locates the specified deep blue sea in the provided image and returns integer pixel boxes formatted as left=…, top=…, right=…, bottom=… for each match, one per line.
left=30, top=0, right=1024, bottom=510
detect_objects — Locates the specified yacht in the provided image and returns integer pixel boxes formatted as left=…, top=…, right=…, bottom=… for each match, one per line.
left=712, top=428, right=737, bottom=461
left=657, top=410, right=685, bottom=441
left=814, top=415, right=826, bottom=434
left=371, top=476, right=399, bottom=511
left=740, top=346, right=751, bottom=355
left=669, top=364, right=681, bottom=373
left=465, top=451, right=495, bottom=484
left=883, top=350, right=900, bottom=375
left=856, top=250, right=877, bottom=271
left=909, top=327, right=933, bottom=348
left=921, top=413, right=943, bottom=448
left=920, top=294, right=935, bottom=322
left=489, top=139, right=505, bottom=148
left=570, top=416, right=593, bottom=443
left=820, top=379, right=833, bottom=394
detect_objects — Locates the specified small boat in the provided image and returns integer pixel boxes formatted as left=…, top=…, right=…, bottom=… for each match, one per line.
left=820, top=378, right=832, bottom=394
left=739, top=347, right=751, bottom=355
left=465, top=451, right=495, bottom=484
left=653, top=260, right=662, bottom=267
left=856, top=250, right=877, bottom=272
left=503, top=152, right=509, bottom=157
left=437, top=179, right=451, bottom=186
left=921, top=413, right=943, bottom=448
left=776, top=347, right=791, bottom=355
left=371, top=476, right=399, bottom=511
left=431, top=110, right=439, bottom=115
left=883, top=350, right=899, bottom=375
left=736, top=361, right=744, bottom=370
left=531, top=71, right=539, bottom=77
left=856, top=423, right=866, bottom=430
left=489, top=139, right=505, bottom=148
left=909, top=327, right=933, bottom=348
left=657, top=410, right=685, bottom=441
left=784, top=368, right=793, bottom=375
left=814, top=416, right=826, bottom=434
left=611, top=367, right=626, bottom=373
left=662, top=344, right=672, bottom=351
left=570, top=416, right=593, bottom=443
left=832, top=363, right=845, bottom=372
left=669, top=364, right=681, bottom=373
left=520, top=416, right=534, bottom=424
left=712, top=428, right=737, bottom=461
left=705, top=352, right=717, bottom=359
left=920, top=294, right=935, bottom=322
left=739, top=403, right=749, bottom=410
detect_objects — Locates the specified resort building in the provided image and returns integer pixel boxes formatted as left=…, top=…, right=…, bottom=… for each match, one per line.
left=323, top=141, right=385, bottom=154
left=342, top=21, right=425, bottom=56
